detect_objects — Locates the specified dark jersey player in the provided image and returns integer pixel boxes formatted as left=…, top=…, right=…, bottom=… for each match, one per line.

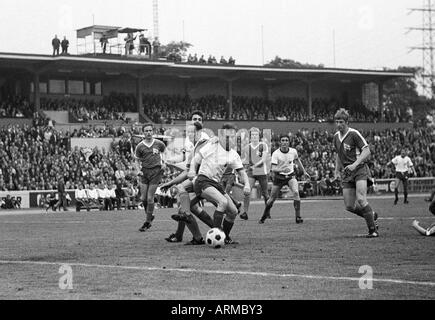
left=240, top=128, right=270, bottom=221
left=412, top=190, right=435, bottom=236
left=136, top=124, right=166, bottom=232
left=333, top=108, right=379, bottom=238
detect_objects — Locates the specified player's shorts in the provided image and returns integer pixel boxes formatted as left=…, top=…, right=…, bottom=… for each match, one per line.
left=396, top=172, right=409, bottom=182
left=273, top=173, right=296, bottom=189
left=141, top=166, right=163, bottom=185
left=342, top=164, right=371, bottom=189
left=194, top=175, right=226, bottom=197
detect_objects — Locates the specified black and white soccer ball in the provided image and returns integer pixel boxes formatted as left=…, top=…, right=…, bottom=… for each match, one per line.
left=205, top=228, right=226, bottom=249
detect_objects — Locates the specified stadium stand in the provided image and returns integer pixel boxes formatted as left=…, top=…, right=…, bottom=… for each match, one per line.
left=40, top=93, right=137, bottom=122
left=142, top=94, right=404, bottom=123
left=0, top=108, right=433, bottom=193
left=0, top=95, right=34, bottom=118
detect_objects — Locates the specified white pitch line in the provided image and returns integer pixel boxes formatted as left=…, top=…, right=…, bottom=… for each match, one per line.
left=0, top=216, right=433, bottom=225
left=0, top=260, right=434, bottom=288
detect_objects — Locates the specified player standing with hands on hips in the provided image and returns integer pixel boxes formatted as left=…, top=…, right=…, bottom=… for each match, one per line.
left=259, top=135, right=310, bottom=225
left=333, top=109, right=379, bottom=238
left=136, top=124, right=167, bottom=232
left=388, top=149, right=416, bottom=205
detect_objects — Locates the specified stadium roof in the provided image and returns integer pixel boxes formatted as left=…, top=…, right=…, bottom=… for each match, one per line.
left=0, top=52, right=413, bottom=83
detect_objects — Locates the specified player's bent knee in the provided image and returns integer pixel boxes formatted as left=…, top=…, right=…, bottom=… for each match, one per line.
left=429, top=202, right=435, bottom=215
left=225, top=212, right=237, bottom=223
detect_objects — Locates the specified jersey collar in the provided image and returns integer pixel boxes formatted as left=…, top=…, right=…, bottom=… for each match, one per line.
left=338, top=128, right=351, bottom=143
left=142, top=139, right=155, bottom=148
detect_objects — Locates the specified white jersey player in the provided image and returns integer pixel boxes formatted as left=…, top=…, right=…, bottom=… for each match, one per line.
left=388, top=149, right=416, bottom=205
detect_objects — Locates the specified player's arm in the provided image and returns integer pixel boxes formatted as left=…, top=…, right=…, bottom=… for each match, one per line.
left=253, top=143, right=268, bottom=168
left=236, top=167, right=251, bottom=196
left=334, top=154, right=343, bottom=180
left=188, top=152, right=203, bottom=180
left=408, top=158, right=417, bottom=176
left=160, top=171, right=188, bottom=192
left=295, top=158, right=310, bottom=180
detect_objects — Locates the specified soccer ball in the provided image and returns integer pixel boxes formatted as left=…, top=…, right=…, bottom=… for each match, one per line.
left=205, top=228, right=226, bottom=249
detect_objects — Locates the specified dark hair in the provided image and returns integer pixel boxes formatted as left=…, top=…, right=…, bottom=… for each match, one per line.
left=221, top=123, right=237, bottom=131
left=280, top=135, right=290, bottom=141
left=191, top=110, right=204, bottom=119
left=142, top=123, right=154, bottom=131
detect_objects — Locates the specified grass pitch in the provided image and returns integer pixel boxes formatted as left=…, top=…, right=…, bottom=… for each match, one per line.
left=0, top=196, right=434, bottom=300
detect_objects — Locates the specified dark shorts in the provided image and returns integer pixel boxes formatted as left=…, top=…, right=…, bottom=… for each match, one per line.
left=273, top=173, right=296, bottom=189
left=342, top=164, right=371, bottom=189
left=141, top=166, right=163, bottom=185
left=396, top=172, right=409, bottom=182
left=194, top=175, right=226, bottom=197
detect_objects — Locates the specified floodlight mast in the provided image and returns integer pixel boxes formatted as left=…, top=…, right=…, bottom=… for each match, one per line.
left=153, top=0, right=159, bottom=39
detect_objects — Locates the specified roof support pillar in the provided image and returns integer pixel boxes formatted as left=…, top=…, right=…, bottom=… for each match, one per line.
left=378, top=81, right=384, bottom=119
left=33, top=72, right=40, bottom=112
left=306, top=81, right=313, bottom=118
left=227, top=80, right=233, bottom=120
left=136, top=76, right=144, bottom=119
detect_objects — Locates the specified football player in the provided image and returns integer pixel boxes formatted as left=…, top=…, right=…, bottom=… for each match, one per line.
left=160, top=122, right=214, bottom=245
left=240, top=128, right=270, bottom=221
left=259, top=134, right=310, bottom=224
left=333, top=108, right=379, bottom=238
left=412, top=193, right=435, bottom=236
left=189, top=123, right=251, bottom=244
left=388, top=149, right=416, bottom=205
left=136, top=124, right=167, bottom=232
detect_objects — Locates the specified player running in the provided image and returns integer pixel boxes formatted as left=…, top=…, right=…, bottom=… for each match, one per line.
left=388, top=149, right=416, bottom=205
left=136, top=124, right=167, bottom=232
left=333, top=108, right=379, bottom=238
left=240, top=128, right=270, bottom=221
left=189, top=123, right=251, bottom=244
left=160, top=122, right=214, bottom=245
left=259, top=134, right=309, bottom=225
left=412, top=190, right=435, bottom=236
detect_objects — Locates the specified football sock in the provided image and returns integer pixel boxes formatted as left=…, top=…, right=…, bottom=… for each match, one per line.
left=174, top=221, right=185, bottom=239
left=194, top=209, right=214, bottom=228
left=394, top=189, right=399, bottom=202
left=222, top=219, right=234, bottom=238
left=213, top=210, right=225, bottom=228
left=430, top=201, right=435, bottom=215
left=146, top=203, right=155, bottom=223
left=229, top=195, right=240, bottom=209
left=294, top=200, right=301, bottom=218
left=412, top=220, right=428, bottom=236
left=178, top=192, right=191, bottom=214
left=262, top=203, right=273, bottom=219
left=243, top=195, right=250, bottom=215
left=185, top=215, right=202, bottom=240
left=361, top=204, right=376, bottom=232
left=427, top=224, right=435, bottom=236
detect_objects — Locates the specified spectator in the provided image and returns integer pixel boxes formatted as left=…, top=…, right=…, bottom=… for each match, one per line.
left=220, top=56, right=227, bottom=64
left=124, top=33, right=136, bottom=55
left=100, top=34, right=109, bottom=54
left=228, top=56, right=236, bottom=65
left=61, top=36, right=69, bottom=55
left=75, top=184, right=89, bottom=211
left=52, top=35, right=61, bottom=56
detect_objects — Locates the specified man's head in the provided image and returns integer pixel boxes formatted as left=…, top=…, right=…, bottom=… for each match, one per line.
left=191, top=111, right=204, bottom=125
left=401, top=149, right=407, bottom=158
left=334, top=108, right=350, bottom=132
left=279, top=135, right=290, bottom=149
left=142, top=124, right=154, bottom=139
left=219, top=123, right=237, bottom=151
left=249, top=127, right=261, bottom=143
left=186, top=122, right=203, bottom=144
